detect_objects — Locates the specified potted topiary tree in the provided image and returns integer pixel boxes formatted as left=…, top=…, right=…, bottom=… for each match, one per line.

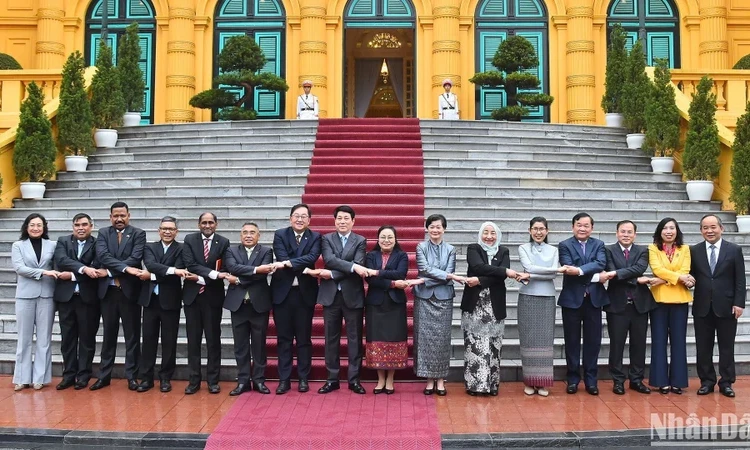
left=730, top=101, right=750, bottom=232
left=469, top=35, right=553, bottom=121
left=12, top=82, right=57, bottom=199
left=682, top=76, right=721, bottom=201
left=119, top=22, right=145, bottom=126
left=90, top=41, right=125, bottom=147
left=621, top=40, right=650, bottom=149
left=733, top=54, right=750, bottom=69
left=0, top=52, right=22, bottom=69
left=58, top=50, right=94, bottom=172
left=644, top=58, right=680, bottom=173
left=601, top=24, right=628, bottom=127
left=190, top=35, right=288, bottom=120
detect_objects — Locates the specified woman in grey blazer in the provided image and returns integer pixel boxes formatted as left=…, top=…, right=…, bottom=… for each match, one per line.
left=11, top=214, right=58, bottom=391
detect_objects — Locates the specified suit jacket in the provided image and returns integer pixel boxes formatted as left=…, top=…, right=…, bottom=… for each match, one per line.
left=270, top=227, right=321, bottom=306
left=317, top=231, right=366, bottom=308
left=460, top=243, right=510, bottom=321
left=558, top=236, right=608, bottom=308
left=648, top=244, right=693, bottom=304
left=690, top=240, right=746, bottom=318
left=224, top=244, right=273, bottom=313
left=139, top=241, right=185, bottom=311
left=603, top=243, right=656, bottom=314
left=364, top=249, right=408, bottom=306
left=95, top=225, right=147, bottom=301
left=182, top=232, right=231, bottom=307
left=53, top=235, right=99, bottom=304
left=413, top=240, right=456, bottom=300
left=12, top=239, right=56, bottom=299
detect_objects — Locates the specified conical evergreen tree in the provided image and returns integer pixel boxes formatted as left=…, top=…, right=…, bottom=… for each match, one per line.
left=12, top=82, right=56, bottom=182
left=644, top=59, right=680, bottom=157
left=682, top=76, right=720, bottom=181
left=58, top=51, right=94, bottom=156
left=91, top=41, right=125, bottom=129
left=119, top=22, right=145, bottom=112
left=730, top=102, right=750, bottom=214
left=601, top=24, right=628, bottom=114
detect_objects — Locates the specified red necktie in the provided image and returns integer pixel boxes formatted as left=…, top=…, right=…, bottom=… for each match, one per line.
left=624, top=248, right=630, bottom=261
left=199, top=238, right=209, bottom=294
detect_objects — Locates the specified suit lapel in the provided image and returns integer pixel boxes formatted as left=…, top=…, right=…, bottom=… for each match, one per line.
left=695, top=243, right=710, bottom=272
left=160, top=242, right=171, bottom=264
left=248, top=245, right=260, bottom=266
left=239, top=245, right=249, bottom=264
left=81, top=237, right=94, bottom=260
left=116, top=226, right=132, bottom=258
left=716, top=242, right=730, bottom=269
left=572, top=238, right=585, bottom=262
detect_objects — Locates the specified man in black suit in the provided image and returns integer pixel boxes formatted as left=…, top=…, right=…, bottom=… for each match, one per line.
left=309, top=205, right=368, bottom=394
left=182, top=212, right=231, bottom=394
left=691, top=214, right=746, bottom=398
left=598, top=220, right=658, bottom=395
left=223, top=223, right=275, bottom=396
left=91, top=202, right=147, bottom=391
left=270, top=204, right=321, bottom=394
left=53, top=213, right=103, bottom=390
left=136, top=217, right=194, bottom=393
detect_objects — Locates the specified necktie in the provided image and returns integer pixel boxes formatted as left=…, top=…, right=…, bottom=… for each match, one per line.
left=199, top=238, right=210, bottom=294
left=117, top=231, right=122, bottom=245
left=580, top=241, right=586, bottom=257
left=623, top=248, right=630, bottom=261
left=75, top=241, right=84, bottom=293
left=296, top=234, right=301, bottom=246
left=341, top=235, right=348, bottom=249
left=709, top=244, right=717, bottom=274
left=244, top=248, right=253, bottom=301
left=306, top=95, right=308, bottom=99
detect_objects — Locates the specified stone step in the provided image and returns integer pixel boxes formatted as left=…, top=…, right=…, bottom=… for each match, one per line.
left=117, top=135, right=317, bottom=147
left=110, top=142, right=315, bottom=154
left=420, top=133, right=629, bottom=148
left=56, top=167, right=310, bottom=182
left=425, top=158, right=654, bottom=172
left=87, top=153, right=314, bottom=170
left=43, top=186, right=304, bottom=199
left=421, top=127, right=628, bottom=143
left=425, top=197, right=723, bottom=211
left=119, top=125, right=318, bottom=139
left=426, top=185, right=690, bottom=201
left=422, top=206, right=730, bottom=222
left=424, top=143, right=644, bottom=157
left=47, top=174, right=308, bottom=190
left=14, top=195, right=303, bottom=209
left=426, top=175, right=683, bottom=190
left=419, top=120, right=627, bottom=137
left=117, top=119, right=316, bottom=135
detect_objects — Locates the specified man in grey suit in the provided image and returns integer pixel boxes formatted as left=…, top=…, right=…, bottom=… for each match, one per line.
left=309, top=205, right=369, bottom=394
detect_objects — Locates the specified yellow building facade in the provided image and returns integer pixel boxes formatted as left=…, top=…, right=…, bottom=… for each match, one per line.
left=1, top=0, right=749, bottom=126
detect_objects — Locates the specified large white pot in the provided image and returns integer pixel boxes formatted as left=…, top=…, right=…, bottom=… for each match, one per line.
left=605, top=113, right=624, bottom=128
left=20, top=182, right=46, bottom=199
left=65, top=155, right=89, bottom=172
left=626, top=133, right=646, bottom=149
left=736, top=215, right=750, bottom=234
left=686, top=180, right=714, bottom=202
left=651, top=157, right=674, bottom=174
left=123, top=112, right=141, bottom=127
left=94, top=128, right=118, bottom=148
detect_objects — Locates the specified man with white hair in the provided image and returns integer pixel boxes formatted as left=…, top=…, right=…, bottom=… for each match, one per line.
left=296, top=80, right=319, bottom=119
left=438, top=79, right=459, bottom=120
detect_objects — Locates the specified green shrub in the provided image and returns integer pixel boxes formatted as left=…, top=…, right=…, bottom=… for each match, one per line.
left=90, top=41, right=125, bottom=129
left=119, top=22, right=145, bottom=112
left=730, top=102, right=750, bottom=214
left=733, top=54, right=750, bottom=70
left=682, top=76, right=721, bottom=181
left=601, top=24, right=628, bottom=114
left=12, top=82, right=56, bottom=182
left=621, top=40, right=650, bottom=134
left=57, top=51, right=94, bottom=156
left=644, top=59, right=680, bottom=157
left=0, top=53, right=21, bottom=70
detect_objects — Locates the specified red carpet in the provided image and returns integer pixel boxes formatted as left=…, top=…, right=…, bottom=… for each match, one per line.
left=205, top=382, right=441, bottom=449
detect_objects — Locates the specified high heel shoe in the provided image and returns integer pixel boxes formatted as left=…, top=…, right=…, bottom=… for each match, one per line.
left=373, top=387, right=385, bottom=394
left=385, top=388, right=395, bottom=395
left=423, top=387, right=434, bottom=395
left=436, top=388, right=447, bottom=396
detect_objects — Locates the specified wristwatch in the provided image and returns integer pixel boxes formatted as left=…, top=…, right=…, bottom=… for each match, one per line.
left=234, top=278, right=240, bottom=285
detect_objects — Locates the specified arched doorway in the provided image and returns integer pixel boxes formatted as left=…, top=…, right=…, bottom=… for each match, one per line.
left=343, top=0, right=416, bottom=118
left=606, top=0, right=680, bottom=68
left=474, top=0, right=549, bottom=122
left=214, top=0, right=286, bottom=118
left=85, top=0, right=156, bottom=124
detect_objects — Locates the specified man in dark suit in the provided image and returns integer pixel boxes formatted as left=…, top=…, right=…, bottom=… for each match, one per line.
left=136, top=217, right=193, bottom=393
left=270, top=204, right=321, bottom=394
left=91, top=202, right=147, bottom=391
left=691, top=214, right=746, bottom=398
left=182, top=212, right=231, bottom=394
left=558, top=212, right=608, bottom=395
left=598, top=220, right=657, bottom=395
left=223, top=222, right=275, bottom=396
left=309, top=205, right=368, bottom=394
left=53, top=213, right=103, bottom=390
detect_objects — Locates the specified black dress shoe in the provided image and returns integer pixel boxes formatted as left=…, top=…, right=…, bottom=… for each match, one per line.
left=137, top=381, right=154, bottom=392
left=208, top=384, right=221, bottom=394
left=318, top=381, right=340, bottom=394
left=385, top=388, right=395, bottom=395
left=629, top=382, right=651, bottom=394
left=586, top=386, right=599, bottom=396
left=423, top=388, right=434, bottom=395
left=298, top=379, right=309, bottom=393
left=276, top=380, right=291, bottom=395
left=348, top=382, right=366, bottom=394
left=566, top=384, right=578, bottom=394
left=74, top=380, right=88, bottom=390
left=720, top=386, right=735, bottom=398
left=160, top=380, right=172, bottom=393
left=697, top=385, right=714, bottom=395
left=128, top=379, right=139, bottom=391
left=56, top=379, right=75, bottom=390
left=436, top=388, right=447, bottom=396
left=253, top=382, right=271, bottom=394
left=613, top=383, right=625, bottom=395
left=373, top=387, right=385, bottom=395
left=659, top=386, right=670, bottom=394
left=89, top=379, right=110, bottom=391
left=184, top=383, right=200, bottom=395
left=670, top=387, right=683, bottom=395
left=229, top=383, right=251, bottom=396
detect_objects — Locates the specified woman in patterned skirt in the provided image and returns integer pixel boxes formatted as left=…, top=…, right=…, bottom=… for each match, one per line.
left=461, top=222, right=524, bottom=396
left=410, top=214, right=466, bottom=396
left=364, top=225, right=410, bottom=394
left=517, top=217, right=563, bottom=397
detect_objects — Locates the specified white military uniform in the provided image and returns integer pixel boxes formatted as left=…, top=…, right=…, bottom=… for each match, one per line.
left=438, top=93, right=459, bottom=120
left=296, top=94, right=319, bottom=120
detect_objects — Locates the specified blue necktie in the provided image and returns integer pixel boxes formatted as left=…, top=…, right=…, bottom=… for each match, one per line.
left=709, top=244, right=717, bottom=274
left=580, top=241, right=586, bottom=257
left=341, top=235, right=347, bottom=249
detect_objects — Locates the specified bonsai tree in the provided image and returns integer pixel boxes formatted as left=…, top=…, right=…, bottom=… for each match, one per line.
left=730, top=102, right=750, bottom=215
left=12, top=82, right=57, bottom=183
left=644, top=58, right=680, bottom=157
left=90, top=41, right=125, bottom=129
left=621, top=40, right=650, bottom=135
left=118, top=22, right=145, bottom=113
left=682, top=76, right=720, bottom=181
left=733, top=54, right=750, bottom=69
left=0, top=52, right=22, bottom=69
left=57, top=51, right=94, bottom=156
left=601, top=24, right=628, bottom=114
left=190, top=35, right=289, bottom=120
left=469, top=35, right=553, bottom=121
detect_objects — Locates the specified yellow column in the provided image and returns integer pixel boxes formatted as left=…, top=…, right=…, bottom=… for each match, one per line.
left=431, top=0, right=461, bottom=118
left=35, top=0, right=65, bottom=69
left=299, top=0, right=328, bottom=118
left=564, top=1, right=595, bottom=124
left=699, top=0, right=729, bottom=69
left=165, top=2, right=196, bottom=123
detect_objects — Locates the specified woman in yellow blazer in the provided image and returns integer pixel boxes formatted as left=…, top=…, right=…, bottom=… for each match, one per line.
left=648, top=218, right=694, bottom=394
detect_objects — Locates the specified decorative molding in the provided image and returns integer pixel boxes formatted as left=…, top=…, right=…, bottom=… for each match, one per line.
left=699, top=41, right=729, bottom=53
left=300, top=6, right=326, bottom=19
left=37, top=8, right=64, bottom=20
left=566, top=74, right=595, bottom=87
left=169, top=7, right=196, bottom=19
left=432, top=6, right=460, bottom=18
left=699, top=7, right=728, bottom=19
left=299, top=75, right=327, bottom=88
left=35, top=41, right=64, bottom=55
left=566, top=6, right=593, bottom=18
left=165, top=109, right=195, bottom=123
left=566, top=109, right=596, bottom=123
left=167, top=41, right=196, bottom=54
left=299, top=40, right=327, bottom=54
left=432, top=40, right=460, bottom=53
left=432, top=75, right=460, bottom=87
left=566, top=40, right=594, bottom=53
left=166, top=75, right=196, bottom=88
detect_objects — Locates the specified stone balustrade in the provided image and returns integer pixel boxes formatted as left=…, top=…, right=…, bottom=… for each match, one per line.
left=669, top=69, right=750, bottom=131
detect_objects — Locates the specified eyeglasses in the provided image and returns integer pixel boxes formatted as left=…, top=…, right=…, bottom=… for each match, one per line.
left=291, top=215, right=309, bottom=220
left=159, top=227, right=177, bottom=232
left=530, top=227, right=547, bottom=232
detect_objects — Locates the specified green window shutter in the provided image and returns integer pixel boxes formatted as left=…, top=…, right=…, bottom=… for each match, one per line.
left=94, top=0, right=118, bottom=18
left=348, top=0, right=375, bottom=17
left=648, top=0, right=672, bottom=17
left=254, top=32, right=281, bottom=116
left=612, top=0, right=636, bottom=17
left=385, top=0, right=411, bottom=16
left=516, top=31, right=544, bottom=119
left=257, top=34, right=278, bottom=74
left=648, top=33, right=673, bottom=67
left=256, top=0, right=282, bottom=16
left=516, top=0, right=543, bottom=18
left=129, top=0, right=150, bottom=17
left=221, top=0, right=246, bottom=16
left=479, top=32, right=507, bottom=118
left=624, top=32, right=638, bottom=51
left=480, top=0, right=507, bottom=17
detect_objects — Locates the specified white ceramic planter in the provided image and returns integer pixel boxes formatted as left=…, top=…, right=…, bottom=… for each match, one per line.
left=605, top=113, right=624, bottom=128
left=65, top=155, right=89, bottom=172
left=123, top=112, right=141, bottom=127
left=20, top=182, right=46, bottom=199
left=650, top=157, right=674, bottom=173
left=686, top=180, right=714, bottom=202
left=94, top=128, right=118, bottom=148
left=626, top=133, right=646, bottom=149
left=736, top=215, right=750, bottom=234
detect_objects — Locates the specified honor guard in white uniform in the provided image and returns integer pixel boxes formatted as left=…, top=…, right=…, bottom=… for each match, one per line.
left=296, top=80, right=319, bottom=120
left=438, top=79, right=459, bottom=120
